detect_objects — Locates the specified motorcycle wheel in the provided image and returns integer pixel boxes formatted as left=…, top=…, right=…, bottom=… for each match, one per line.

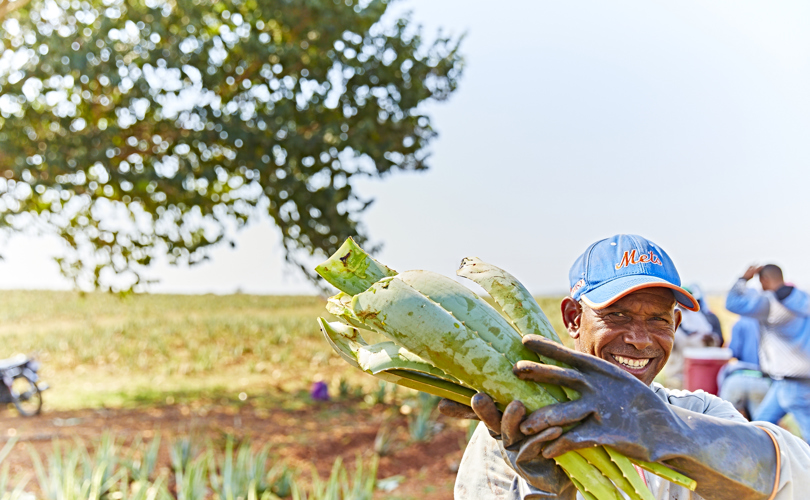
left=11, top=377, right=41, bottom=417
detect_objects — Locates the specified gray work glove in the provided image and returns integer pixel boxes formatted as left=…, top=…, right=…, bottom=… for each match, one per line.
left=442, top=334, right=779, bottom=500
left=512, top=334, right=778, bottom=500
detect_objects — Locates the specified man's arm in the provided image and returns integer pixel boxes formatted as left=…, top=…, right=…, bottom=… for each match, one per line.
left=749, top=421, right=810, bottom=500
left=726, top=268, right=769, bottom=318
left=653, top=407, right=778, bottom=499
left=678, top=388, right=810, bottom=500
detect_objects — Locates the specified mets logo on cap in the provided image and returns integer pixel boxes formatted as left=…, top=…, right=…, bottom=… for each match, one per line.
left=615, top=250, right=663, bottom=270
left=568, top=234, right=699, bottom=311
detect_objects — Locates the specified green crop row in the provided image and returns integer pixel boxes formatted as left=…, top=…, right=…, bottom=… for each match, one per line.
left=0, top=434, right=378, bottom=500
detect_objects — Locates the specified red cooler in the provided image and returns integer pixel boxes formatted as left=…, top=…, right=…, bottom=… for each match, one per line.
left=683, top=347, right=732, bottom=395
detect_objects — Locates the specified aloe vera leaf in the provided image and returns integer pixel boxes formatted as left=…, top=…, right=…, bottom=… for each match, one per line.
left=318, top=318, right=475, bottom=392
left=600, top=447, right=659, bottom=500
left=377, top=371, right=475, bottom=406
left=357, top=341, right=469, bottom=386
left=315, top=237, right=397, bottom=295
left=351, top=276, right=559, bottom=411
left=319, top=318, right=462, bottom=384
left=318, top=321, right=597, bottom=496
left=577, top=447, right=651, bottom=500
left=318, top=318, right=365, bottom=369
left=377, top=370, right=478, bottom=406
left=630, top=457, right=697, bottom=491
left=457, top=257, right=579, bottom=400
left=318, top=318, right=476, bottom=405
left=553, top=451, right=625, bottom=500
left=396, top=270, right=531, bottom=358
left=456, top=256, right=561, bottom=343
left=326, top=293, right=379, bottom=331
left=320, top=317, right=369, bottom=347
left=569, top=477, right=599, bottom=500
left=396, top=270, right=566, bottom=403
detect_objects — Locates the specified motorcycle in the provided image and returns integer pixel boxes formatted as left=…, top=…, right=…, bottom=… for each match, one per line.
left=0, top=354, right=48, bottom=416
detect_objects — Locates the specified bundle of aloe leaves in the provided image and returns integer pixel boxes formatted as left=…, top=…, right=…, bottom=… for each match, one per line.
left=315, top=237, right=696, bottom=500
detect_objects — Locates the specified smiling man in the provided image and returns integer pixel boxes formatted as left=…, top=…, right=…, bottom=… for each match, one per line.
left=443, top=235, right=810, bottom=500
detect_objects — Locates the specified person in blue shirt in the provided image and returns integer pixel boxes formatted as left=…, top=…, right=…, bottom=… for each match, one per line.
left=726, top=264, right=810, bottom=440
left=729, top=316, right=761, bottom=366
left=718, top=316, right=771, bottom=419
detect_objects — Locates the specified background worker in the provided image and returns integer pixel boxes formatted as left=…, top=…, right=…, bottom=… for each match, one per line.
left=686, top=283, right=724, bottom=343
left=727, top=264, right=810, bottom=441
left=442, top=235, right=810, bottom=500
left=717, top=316, right=771, bottom=419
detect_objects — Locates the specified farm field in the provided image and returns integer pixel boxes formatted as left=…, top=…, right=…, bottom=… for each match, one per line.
left=0, top=291, right=738, bottom=498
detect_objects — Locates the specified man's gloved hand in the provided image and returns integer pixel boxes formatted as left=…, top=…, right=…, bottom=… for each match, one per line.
left=741, top=265, right=762, bottom=281
left=441, top=334, right=777, bottom=500
left=510, top=334, right=685, bottom=462
left=514, top=334, right=778, bottom=500
left=439, top=393, right=575, bottom=498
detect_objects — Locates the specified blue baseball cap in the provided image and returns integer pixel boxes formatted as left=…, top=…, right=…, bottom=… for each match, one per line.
left=569, top=235, right=698, bottom=311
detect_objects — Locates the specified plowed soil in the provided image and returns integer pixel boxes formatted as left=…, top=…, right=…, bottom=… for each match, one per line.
left=0, top=399, right=468, bottom=500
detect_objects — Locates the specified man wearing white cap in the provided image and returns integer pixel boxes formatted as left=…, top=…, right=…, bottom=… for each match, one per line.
left=442, top=235, right=810, bottom=500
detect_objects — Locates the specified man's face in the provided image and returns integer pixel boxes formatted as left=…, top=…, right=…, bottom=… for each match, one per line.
left=563, top=288, right=681, bottom=385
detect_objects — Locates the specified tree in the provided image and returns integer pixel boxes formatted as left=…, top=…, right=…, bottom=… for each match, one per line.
left=0, top=0, right=462, bottom=291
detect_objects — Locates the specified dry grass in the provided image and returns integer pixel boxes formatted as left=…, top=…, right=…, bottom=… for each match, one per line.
left=0, top=291, right=737, bottom=411
left=0, top=292, right=346, bottom=410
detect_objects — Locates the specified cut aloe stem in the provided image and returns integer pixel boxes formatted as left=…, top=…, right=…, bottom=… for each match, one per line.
left=396, top=270, right=567, bottom=403
left=457, top=256, right=562, bottom=344
left=605, top=448, right=658, bottom=500
left=631, top=457, right=697, bottom=491
left=319, top=317, right=461, bottom=384
left=318, top=317, right=477, bottom=406
left=377, top=369, right=478, bottom=407
left=569, top=476, right=599, bottom=500
left=457, top=256, right=579, bottom=401
left=578, top=447, right=652, bottom=500
left=554, top=451, right=624, bottom=500
left=326, top=292, right=377, bottom=331
left=351, top=276, right=559, bottom=411
left=315, top=237, right=397, bottom=295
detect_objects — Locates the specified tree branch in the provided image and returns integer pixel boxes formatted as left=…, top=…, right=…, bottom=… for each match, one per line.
left=0, top=0, right=32, bottom=21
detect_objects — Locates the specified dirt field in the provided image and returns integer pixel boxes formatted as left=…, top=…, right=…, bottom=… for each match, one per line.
left=0, top=396, right=469, bottom=500
left=0, top=292, right=745, bottom=498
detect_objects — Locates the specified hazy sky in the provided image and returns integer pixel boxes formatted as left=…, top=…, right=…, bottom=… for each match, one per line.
left=2, top=0, right=810, bottom=295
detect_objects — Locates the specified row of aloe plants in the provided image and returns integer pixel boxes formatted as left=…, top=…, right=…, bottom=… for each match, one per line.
left=0, top=434, right=378, bottom=500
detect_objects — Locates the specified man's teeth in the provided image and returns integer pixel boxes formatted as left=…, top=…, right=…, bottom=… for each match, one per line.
left=612, top=355, right=650, bottom=369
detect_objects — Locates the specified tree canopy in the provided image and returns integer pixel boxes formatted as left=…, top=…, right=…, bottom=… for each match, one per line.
left=0, top=0, right=463, bottom=291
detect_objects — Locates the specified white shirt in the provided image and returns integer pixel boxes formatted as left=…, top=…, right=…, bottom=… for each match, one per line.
left=454, top=383, right=810, bottom=499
